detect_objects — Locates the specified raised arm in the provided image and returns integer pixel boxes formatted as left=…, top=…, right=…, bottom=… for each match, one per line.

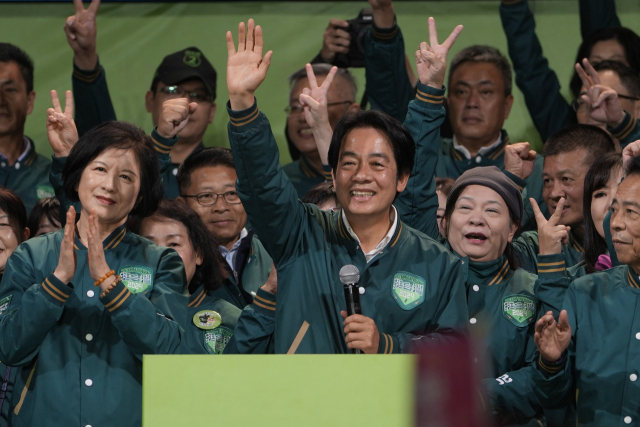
left=396, top=18, right=462, bottom=239
left=64, top=0, right=117, bottom=136
left=226, top=20, right=309, bottom=265
left=579, top=0, right=620, bottom=39
left=500, top=0, right=574, bottom=142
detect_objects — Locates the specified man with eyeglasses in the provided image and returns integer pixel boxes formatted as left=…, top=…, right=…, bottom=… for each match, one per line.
left=573, top=59, right=640, bottom=149
left=284, top=64, right=360, bottom=198
left=176, top=147, right=272, bottom=309
left=64, top=0, right=217, bottom=198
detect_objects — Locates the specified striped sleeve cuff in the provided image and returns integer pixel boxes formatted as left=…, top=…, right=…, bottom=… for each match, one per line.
left=608, top=111, right=636, bottom=141
left=101, top=281, right=134, bottom=315
left=150, top=127, right=177, bottom=156
left=377, top=332, right=399, bottom=354
left=370, top=21, right=399, bottom=43
left=537, top=254, right=567, bottom=279
left=322, top=164, right=332, bottom=181
left=227, top=99, right=261, bottom=130
left=40, top=274, right=73, bottom=306
left=537, top=351, right=567, bottom=375
left=72, top=60, right=102, bottom=84
left=414, top=82, right=445, bottom=109
left=252, top=288, right=276, bottom=317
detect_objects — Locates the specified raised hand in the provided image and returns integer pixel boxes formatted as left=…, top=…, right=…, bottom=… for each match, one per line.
left=504, top=142, right=536, bottom=180
left=320, top=19, right=350, bottom=63
left=226, top=19, right=273, bottom=111
left=531, top=197, right=570, bottom=255
left=341, top=311, right=380, bottom=354
left=622, top=140, right=640, bottom=169
left=260, top=264, right=278, bottom=294
left=64, top=0, right=100, bottom=70
left=534, top=310, right=571, bottom=363
left=157, top=98, right=198, bottom=139
left=415, top=17, right=463, bottom=89
left=299, top=64, right=337, bottom=165
left=368, top=0, right=395, bottom=29
left=53, top=206, right=77, bottom=285
left=46, top=90, right=78, bottom=158
left=86, top=209, right=112, bottom=289
left=575, top=58, right=625, bottom=128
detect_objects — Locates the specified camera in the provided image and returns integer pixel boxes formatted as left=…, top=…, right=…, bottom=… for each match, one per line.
left=334, top=8, right=373, bottom=68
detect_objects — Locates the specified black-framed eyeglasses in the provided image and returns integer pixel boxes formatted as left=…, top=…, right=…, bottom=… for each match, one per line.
left=572, top=93, right=640, bottom=112
left=157, top=85, right=214, bottom=103
left=284, top=100, right=353, bottom=115
left=181, top=191, right=241, bottom=206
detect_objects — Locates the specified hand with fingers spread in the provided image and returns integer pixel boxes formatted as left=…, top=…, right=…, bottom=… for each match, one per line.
left=575, top=58, right=625, bottom=128
left=623, top=140, right=640, bottom=169
left=260, top=264, right=278, bottom=294
left=299, top=63, right=337, bottom=165
left=320, top=19, right=351, bottom=63
left=226, top=19, right=273, bottom=111
left=415, top=18, right=463, bottom=90
left=534, top=310, right=571, bottom=363
left=504, top=142, right=537, bottom=180
left=53, top=206, right=78, bottom=284
left=86, top=210, right=113, bottom=291
left=46, top=90, right=78, bottom=158
left=531, top=197, right=570, bottom=255
left=65, top=0, right=100, bottom=70
left=157, top=98, right=198, bottom=139
left=341, top=311, right=380, bottom=354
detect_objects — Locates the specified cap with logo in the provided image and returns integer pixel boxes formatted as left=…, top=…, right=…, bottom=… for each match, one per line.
left=152, top=47, right=217, bottom=100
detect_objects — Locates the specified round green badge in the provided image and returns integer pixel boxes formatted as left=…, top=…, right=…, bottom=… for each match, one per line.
left=193, top=310, right=222, bottom=330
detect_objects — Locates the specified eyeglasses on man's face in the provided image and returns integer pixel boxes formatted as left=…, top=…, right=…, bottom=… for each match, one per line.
left=157, top=85, right=214, bottom=104
left=181, top=191, right=241, bottom=206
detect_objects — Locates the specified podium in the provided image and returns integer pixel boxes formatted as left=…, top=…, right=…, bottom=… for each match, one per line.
left=142, top=355, right=415, bottom=427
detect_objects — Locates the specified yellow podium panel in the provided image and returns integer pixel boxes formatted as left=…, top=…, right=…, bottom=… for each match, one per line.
left=143, top=355, right=415, bottom=427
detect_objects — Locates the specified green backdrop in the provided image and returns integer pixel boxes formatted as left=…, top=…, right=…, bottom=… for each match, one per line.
left=1, top=1, right=639, bottom=162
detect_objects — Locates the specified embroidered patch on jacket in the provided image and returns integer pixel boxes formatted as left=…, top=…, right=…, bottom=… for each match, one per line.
left=203, top=326, right=234, bottom=354
left=502, top=295, right=537, bottom=327
left=391, top=272, right=426, bottom=311
left=119, top=266, right=154, bottom=295
left=193, top=310, right=222, bottom=330
left=36, top=186, right=54, bottom=199
left=0, top=295, right=12, bottom=316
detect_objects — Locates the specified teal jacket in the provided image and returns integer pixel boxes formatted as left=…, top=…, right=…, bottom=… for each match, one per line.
left=513, top=231, right=585, bottom=274
left=282, top=156, right=332, bottom=199
left=0, top=225, right=187, bottom=427
left=224, top=287, right=276, bottom=355
left=227, top=96, right=469, bottom=354
left=532, top=265, right=640, bottom=426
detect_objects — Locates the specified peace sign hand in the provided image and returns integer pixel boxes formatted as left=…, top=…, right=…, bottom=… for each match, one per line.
left=226, top=19, right=273, bottom=111
left=64, top=0, right=100, bottom=70
left=415, top=17, right=463, bottom=89
left=575, top=58, right=625, bottom=128
left=531, top=197, right=570, bottom=256
left=46, top=90, right=78, bottom=158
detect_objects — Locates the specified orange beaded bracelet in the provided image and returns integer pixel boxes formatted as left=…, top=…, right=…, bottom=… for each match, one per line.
left=100, top=275, right=121, bottom=298
left=94, top=270, right=115, bottom=287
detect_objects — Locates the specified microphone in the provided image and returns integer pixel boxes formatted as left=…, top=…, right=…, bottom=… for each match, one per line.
left=339, top=264, right=363, bottom=355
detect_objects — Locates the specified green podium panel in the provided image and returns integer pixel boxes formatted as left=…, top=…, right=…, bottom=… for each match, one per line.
left=143, top=355, right=415, bottom=427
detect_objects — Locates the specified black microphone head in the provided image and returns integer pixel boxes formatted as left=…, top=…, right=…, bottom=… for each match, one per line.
left=339, top=264, right=360, bottom=284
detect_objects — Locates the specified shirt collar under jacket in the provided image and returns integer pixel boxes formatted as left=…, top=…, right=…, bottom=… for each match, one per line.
left=452, top=133, right=502, bottom=160
left=0, top=137, right=32, bottom=163
left=342, top=206, right=398, bottom=263
left=220, top=228, right=249, bottom=272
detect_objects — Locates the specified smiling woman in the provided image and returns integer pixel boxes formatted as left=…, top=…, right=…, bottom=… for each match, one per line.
left=0, top=119, right=188, bottom=427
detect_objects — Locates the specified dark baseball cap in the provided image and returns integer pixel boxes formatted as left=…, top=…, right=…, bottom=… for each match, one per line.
left=152, top=47, right=217, bottom=100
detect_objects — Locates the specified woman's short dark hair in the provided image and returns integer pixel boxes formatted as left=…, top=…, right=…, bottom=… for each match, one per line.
left=129, top=199, right=227, bottom=294
left=570, top=27, right=640, bottom=98
left=328, top=110, right=415, bottom=180
left=583, top=153, right=622, bottom=274
left=27, top=197, right=60, bottom=237
left=301, top=182, right=338, bottom=207
left=62, top=121, right=163, bottom=218
left=443, top=187, right=521, bottom=270
left=0, top=188, right=27, bottom=244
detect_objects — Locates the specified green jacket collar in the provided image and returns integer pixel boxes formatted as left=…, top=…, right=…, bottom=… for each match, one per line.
left=627, top=266, right=640, bottom=289
left=468, top=255, right=510, bottom=286
left=446, top=130, right=510, bottom=162
left=567, top=230, right=584, bottom=253
left=300, top=154, right=323, bottom=178
left=73, top=223, right=128, bottom=251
